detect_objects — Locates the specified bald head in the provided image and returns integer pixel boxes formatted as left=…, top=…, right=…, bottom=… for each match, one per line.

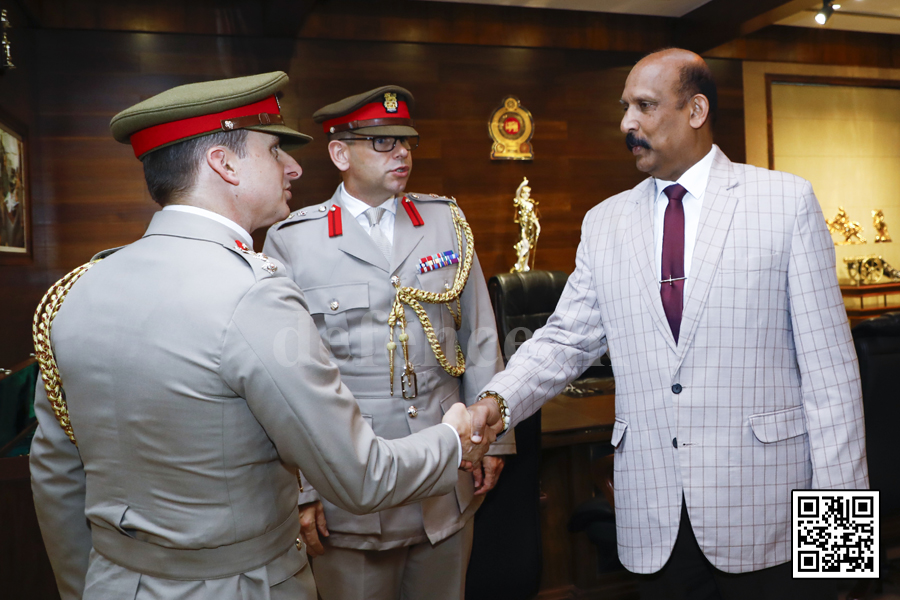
left=619, top=48, right=716, bottom=181
left=641, top=49, right=717, bottom=125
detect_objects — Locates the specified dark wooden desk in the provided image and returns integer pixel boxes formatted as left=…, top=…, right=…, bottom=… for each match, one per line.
left=535, top=381, right=638, bottom=600
left=841, top=281, right=900, bottom=327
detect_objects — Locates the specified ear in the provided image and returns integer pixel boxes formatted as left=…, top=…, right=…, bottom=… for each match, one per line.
left=328, top=140, right=352, bottom=173
left=206, top=146, right=240, bottom=186
left=688, top=94, right=710, bottom=130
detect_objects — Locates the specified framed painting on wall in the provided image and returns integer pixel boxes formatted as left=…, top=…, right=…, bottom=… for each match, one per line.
left=0, top=107, right=30, bottom=262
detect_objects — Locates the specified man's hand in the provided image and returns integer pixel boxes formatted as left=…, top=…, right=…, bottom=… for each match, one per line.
left=468, top=396, right=503, bottom=444
left=298, top=500, right=329, bottom=557
left=442, top=403, right=499, bottom=465
left=473, top=456, right=505, bottom=496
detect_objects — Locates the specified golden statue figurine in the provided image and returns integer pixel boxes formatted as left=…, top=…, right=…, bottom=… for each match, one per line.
left=825, top=206, right=866, bottom=245
left=511, top=177, right=540, bottom=273
left=873, top=209, right=892, bottom=243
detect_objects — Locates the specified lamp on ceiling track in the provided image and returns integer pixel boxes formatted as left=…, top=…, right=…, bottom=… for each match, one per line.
left=815, top=1, right=841, bottom=25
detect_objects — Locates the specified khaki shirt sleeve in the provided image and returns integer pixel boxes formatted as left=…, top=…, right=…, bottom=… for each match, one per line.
left=220, top=275, right=460, bottom=515
left=29, top=381, right=93, bottom=600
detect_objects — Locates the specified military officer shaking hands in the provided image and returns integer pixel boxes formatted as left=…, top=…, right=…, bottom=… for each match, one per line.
left=29, top=72, right=499, bottom=600
left=263, top=85, right=512, bottom=600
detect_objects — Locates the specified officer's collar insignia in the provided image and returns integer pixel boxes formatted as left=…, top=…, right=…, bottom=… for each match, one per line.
left=384, top=92, right=399, bottom=113
left=417, top=250, right=459, bottom=274
left=234, top=240, right=278, bottom=273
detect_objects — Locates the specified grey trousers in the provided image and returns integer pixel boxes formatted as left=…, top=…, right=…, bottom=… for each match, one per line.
left=311, top=519, right=475, bottom=600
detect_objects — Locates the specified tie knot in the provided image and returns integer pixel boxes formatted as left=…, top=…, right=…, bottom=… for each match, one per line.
left=365, top=206, right=386, bottom=227
left=664, top=183, right=687, bottom=204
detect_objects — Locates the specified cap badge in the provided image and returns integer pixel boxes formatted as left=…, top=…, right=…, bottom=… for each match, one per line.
left=384, top=92, right=399, bottom=113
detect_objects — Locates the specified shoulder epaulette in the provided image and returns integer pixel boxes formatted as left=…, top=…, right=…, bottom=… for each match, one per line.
left=276, top=202, right=332, bottom=229
left=90, top=245, right=127, bottom=261
left=222, top=240, right=281, bottom=280
left=405, top=192, right=457, bottom=205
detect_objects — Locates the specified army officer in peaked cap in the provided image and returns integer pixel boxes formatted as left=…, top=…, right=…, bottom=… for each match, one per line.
left=29, top=72, right=499, bottom=600
left=263, top=86, right=513, bottom=600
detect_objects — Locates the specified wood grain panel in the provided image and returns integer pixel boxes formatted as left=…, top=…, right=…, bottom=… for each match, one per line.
left=0, top=25, right=743, bottom=407
left=707, top=25, right=900, bottom=69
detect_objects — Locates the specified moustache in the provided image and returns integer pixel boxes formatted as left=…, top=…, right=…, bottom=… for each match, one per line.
left=626, top=132, right=651, bottom=151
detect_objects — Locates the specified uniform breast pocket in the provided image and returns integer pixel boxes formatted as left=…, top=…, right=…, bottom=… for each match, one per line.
left=303, top=283, right=370, bottom=361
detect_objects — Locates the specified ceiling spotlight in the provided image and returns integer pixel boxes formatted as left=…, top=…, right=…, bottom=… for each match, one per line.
left=816, top=1, right=835, bottom=24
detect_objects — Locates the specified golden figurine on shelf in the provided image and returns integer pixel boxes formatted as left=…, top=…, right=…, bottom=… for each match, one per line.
left=826, top=207, right=866, bottom=244
left=873, top=209, right=892, bottom=243
left=510, top=177, right=540, bottom=273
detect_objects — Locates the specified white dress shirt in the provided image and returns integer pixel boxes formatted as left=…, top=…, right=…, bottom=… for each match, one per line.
left=162, top=205, right=254, bottom=248
left=652, top=145, right=717, bottom=287
left=339, top=183, right=397, bottom=242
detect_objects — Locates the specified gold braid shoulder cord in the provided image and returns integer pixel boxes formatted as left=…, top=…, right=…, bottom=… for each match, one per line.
left=387, top=203, right=474, bottom=399
left=32, top=260, right=102, bottom=445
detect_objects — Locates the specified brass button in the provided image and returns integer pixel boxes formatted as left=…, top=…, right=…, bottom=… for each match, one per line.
left=407, top=406, right=418, bottom=418
left=391, top=275, right=401, bottom=286
left=329, top=300, right=339, bottom=311
left=318, top=206, right=327, bottom=212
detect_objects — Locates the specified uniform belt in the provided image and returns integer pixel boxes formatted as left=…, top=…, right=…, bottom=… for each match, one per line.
left=343, top=367, right=443, bottom=399
left=91, top=510, right=303, bottom=581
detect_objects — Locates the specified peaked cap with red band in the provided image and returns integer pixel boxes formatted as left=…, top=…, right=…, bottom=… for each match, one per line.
left=313, top=85, right=418, bottom=139
left=110, top=71, right=313, bottom=159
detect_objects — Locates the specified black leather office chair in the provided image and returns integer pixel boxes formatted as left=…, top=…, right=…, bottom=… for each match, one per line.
left=847, top=312, right=900, bottom=598
left=465, top=270, right=568, bottom=600
left=853, top=312, right=900, bottom=529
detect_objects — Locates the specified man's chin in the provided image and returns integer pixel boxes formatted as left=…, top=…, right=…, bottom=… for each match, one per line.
left=634, top=155, right=655, bottom=175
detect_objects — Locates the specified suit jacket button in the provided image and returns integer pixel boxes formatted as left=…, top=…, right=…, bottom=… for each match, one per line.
left=672, top=383, right=683, bottom=394
left=329, top=300, right=339, bottom=311
left=407, top=406, right=418, bottom=418
left=673, top=437, right=678, bottom=448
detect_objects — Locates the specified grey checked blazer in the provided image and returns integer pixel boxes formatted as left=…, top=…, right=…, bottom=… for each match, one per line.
left=486, top=147, right=868, bottom=574
left=29, top=210, right=460, bottom=600
left=264, top=187, right=507, bottom=551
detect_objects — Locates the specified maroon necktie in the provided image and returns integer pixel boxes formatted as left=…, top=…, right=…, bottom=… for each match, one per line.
left=661, top=184, right=687, bottom=343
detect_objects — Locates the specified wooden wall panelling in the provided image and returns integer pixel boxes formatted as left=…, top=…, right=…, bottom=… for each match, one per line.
left=0, top=23, right=746, bottom=379
left=706, top=25, right=900, bottom=69
left=0, top=15, right=39, bottom=370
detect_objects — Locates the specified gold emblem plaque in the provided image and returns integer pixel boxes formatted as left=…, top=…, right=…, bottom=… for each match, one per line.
left=489, top=96, right=534, bottom=160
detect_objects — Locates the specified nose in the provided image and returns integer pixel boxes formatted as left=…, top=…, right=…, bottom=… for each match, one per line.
left=284, top=154, right=302, bottom=180
left=620, top=106, right=637, bottom=135
left=393, top=142, right=410, bottom=159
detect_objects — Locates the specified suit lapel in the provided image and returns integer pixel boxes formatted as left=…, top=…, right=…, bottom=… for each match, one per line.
left=336, top=192, right=391, bottom=273
left=675, top=148, right=739, bottom=364
left=627, top=179, right=679, bottom=353
left=390, top=198, right=424, bottom=276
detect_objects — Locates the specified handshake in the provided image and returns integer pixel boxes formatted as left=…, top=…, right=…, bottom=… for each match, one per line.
left=441, top=395, right=506, bottom=469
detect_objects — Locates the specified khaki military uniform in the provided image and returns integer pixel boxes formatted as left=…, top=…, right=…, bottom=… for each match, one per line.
left=264, top=187, right=510, bottom=599
left=30, top=209, right=461, bottom=600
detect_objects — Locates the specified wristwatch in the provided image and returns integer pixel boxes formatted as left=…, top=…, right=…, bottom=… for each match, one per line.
left=476, top=390, right=510, bottom=434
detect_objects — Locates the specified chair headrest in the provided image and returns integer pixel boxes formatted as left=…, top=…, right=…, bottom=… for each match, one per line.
left=488, top=271, right=569, bottom=317
left=852, top=311, right=900, bottom=339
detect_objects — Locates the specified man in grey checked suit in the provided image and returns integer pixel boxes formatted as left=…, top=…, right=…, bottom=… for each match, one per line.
left=263, top=85, right=512, bottom=600
left=470, top=49, right=868, bottom=599
left=29, top=72, right=496, bottom=600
